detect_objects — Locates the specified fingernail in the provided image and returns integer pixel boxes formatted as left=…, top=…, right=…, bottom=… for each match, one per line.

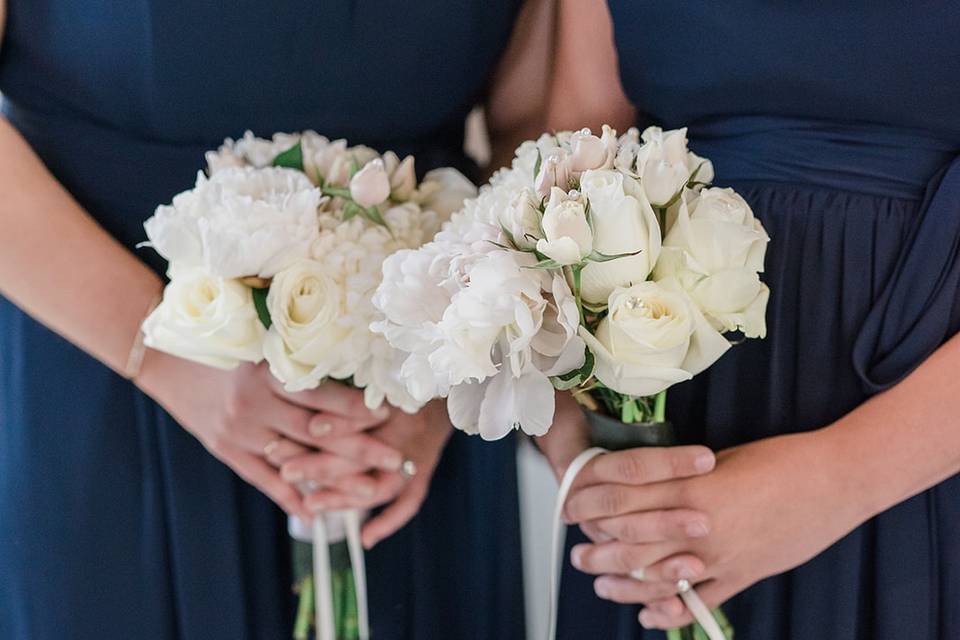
left=638, top=611, right=655, bottom=629
left=382, top=454, right=403, bottom=471
left=570, top=546, right=585, bottom=569
left=282, top=468, right=303, bottom=483
left=694, top=452, right=715, bottom=473
left=594, top=578, right=610, bottom=598
left=677, top=564, right=699, bottom=581
left=686, top=520, right=709, bottom=537
left=353, top=484, right=375, bottom=498
left=310, top=422, right=332, bottom=437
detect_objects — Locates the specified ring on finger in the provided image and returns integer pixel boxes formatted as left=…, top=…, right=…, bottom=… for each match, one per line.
left=630, top=567, right=647, bottom=581
left=263, top=436, right=284, bottom=458
left=400, top=459, right=418, bottom=479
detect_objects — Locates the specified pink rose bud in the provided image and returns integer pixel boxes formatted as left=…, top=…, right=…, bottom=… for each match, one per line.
left=569, top=128, right=608, bottom=172
left=349, top=158, right=391, bottom=208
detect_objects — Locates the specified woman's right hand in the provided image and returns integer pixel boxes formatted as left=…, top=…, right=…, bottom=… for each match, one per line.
left=135, top=349, right=398, bottom=519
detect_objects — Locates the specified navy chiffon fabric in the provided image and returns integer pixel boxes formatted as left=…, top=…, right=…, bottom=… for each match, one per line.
left=559, top=3, right=960, bottom=639
left=0, top=2, right=525, bottom=639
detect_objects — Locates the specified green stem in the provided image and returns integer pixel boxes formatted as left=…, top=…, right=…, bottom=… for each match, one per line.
left=292, top=576, right=313, bottom=640
left=572, top=265, right=586, bottom=326
left=653, top=390, right=667, bottom=423
left=666, top=629, right=684, bottom=640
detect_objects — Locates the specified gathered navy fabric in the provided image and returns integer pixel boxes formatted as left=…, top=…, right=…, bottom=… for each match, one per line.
left=558, top=3, right=960, bottom=639
left=0, top=2, right=525, bottom=639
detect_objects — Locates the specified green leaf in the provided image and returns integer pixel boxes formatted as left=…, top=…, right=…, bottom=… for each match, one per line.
left=251, top=287, right=272, bottom=329
left=533, top=148, right=543, bottom=178
left=322, top=185, right=353, bottom=199
left=272, top=141, right=304, bottom=171
left=342, top=201, right=361, bottom=221
left=361, top=205, right=390, bottom=229
left=349, top=155, right=362, bottom=178
left=499, top=222, right=519, bottom=248
left=551, top=348, right=595, bottom=390
left=586, top=248, right=642, bottom=263
left=523, top=257, right=563, bottom=270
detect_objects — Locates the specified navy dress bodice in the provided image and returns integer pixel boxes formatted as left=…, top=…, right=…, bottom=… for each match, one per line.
left=0, top=2, right=525, bottom=639
left=558, top=3, right=960, bottom=639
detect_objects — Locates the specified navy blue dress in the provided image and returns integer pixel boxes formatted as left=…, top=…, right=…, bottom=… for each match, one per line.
left=0, top=3, right=524, bottom=639
left=559, top=3, right=960, bottom=639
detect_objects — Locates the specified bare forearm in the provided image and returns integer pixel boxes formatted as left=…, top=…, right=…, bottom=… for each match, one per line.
left=0, top=116, right=163, bottom=374
left=822, top=331, right=960, bottom=521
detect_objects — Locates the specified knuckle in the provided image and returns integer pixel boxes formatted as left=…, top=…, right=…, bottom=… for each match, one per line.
left=614, top=545, right=636, bottom=572
left=599, top=486, right=624, bottom=515
left=616, top=453, right=647, bottom=483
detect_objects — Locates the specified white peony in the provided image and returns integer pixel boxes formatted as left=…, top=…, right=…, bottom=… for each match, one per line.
left=578, top=169, right=662, bottom=304
left=143, top=266, right=264, bottom=369
left=653, top=188, right=770, bottom=337
left=580, top=279, right=730, bottom=397
left=417, top=167, right=478, bottom=221
left=144, top=167, right=321, bottom=279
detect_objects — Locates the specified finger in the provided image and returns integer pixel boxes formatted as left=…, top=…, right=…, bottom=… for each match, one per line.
left=219, top=445, right=309, bottom=520
left=280, top=452, right=365, bottom=486
left=319, top=433, right=405, bottom=472
left=263, top=436, right=311, bottom=467
left=593, top=509, right=710, bottom=544
left=640, top=579, right=733, bottom=630
left=305, top=411, right=391, bottom=439
left=304, top=472, right=406, bottom=512
left=565, top=482, right=680, bottom=524
left=574, top=446, right=715, bottom=490
left=361, top=479, right=429, bottom=549
left=268, top=377, right=390, bottom=425
left=570, top=541, right=677, bottom=577
left=593, top=575, right=683, bottom=605
left=579, top=521, right=614, bottom=543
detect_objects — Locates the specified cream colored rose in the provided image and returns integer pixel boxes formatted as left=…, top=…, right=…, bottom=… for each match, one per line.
left=580, top=280, right=730, bottom=397
left=535, top=187, right=593, bottom=265
left=142, top=267, right=264, bottom=369
left=262, top=260, right=351, bottom=391
left=578, top=169, right=662, bottom=304
left=653, top=188, right=770, bottom=338
left=635, top=126, right=714, bottom=206
left=498, top=187, right=542, bottom=250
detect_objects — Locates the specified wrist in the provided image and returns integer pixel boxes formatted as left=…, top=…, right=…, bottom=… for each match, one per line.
left=811, top=419, right=891, bottom=525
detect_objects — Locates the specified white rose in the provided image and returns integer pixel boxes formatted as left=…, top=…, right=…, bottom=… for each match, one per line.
left=568, top=128, right=608, bottom=172
left=653, top=188, right=770, bottom=337
left=142, top=267, right=264, bottom=370
left=580, top=280, right=730, bottom=397
left=635, top=126, right=714, bottom=206
left=144, top=167, right=321, bottom=279
left=349, top=158, right=391, bottom=208
left=535, top=187, right=593, bottom=265
left=534, top=148, right=572, bottom=198
left=262, top=260, right=351, bottom=391
left=578, top=169, right=662, bottom=304
left=498, top=187, right=542, bottom=250
left=382, top=151, right=417, bottom=201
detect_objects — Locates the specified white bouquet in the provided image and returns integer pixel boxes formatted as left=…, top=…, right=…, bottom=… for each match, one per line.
left=373, top=125, right=769, bottom=439
left=141, top=130, right=475, bottom=640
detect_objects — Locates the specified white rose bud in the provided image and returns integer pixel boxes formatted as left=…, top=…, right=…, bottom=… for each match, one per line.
left=498, top=188, right=543, bottom=250
left=635, top=126, right=698, bottom=206
left=262, top=260, right=352, bottom=391
left=142, top=267, right=264, bottom=370
left=568, top=128, right=608, bottom=172
left=580, top=279, right=730, bottom=397
left=653, top=188, right=770, bottom=338
left=534, top=149, right=572, bottom=198
left=383, top=151, right=417, bottom=201
left=535, top=188, right=593, bottom=265
left=349, top=158, right=391, bottom=208
left=578, top=169, right=662, bottom=304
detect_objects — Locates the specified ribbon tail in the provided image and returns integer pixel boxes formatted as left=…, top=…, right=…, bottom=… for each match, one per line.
left=678, top=582, right=726, bottom=640
left=342, top=509, right=370, bottom=640
left=312, top=516, right=336, bottom=640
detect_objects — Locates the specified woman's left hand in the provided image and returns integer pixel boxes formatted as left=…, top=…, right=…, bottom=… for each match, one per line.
left=282, top=400, right=452, bottom=549
left=567, top=429, right=874, bottom=630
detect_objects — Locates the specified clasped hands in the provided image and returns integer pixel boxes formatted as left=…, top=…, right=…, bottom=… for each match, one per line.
left=543, top=397, right=868, bottom=630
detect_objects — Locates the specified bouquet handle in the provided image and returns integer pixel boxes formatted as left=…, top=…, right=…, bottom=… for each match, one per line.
left=311, top=510, right=370, bottom=640
left=546, top=448, right=726, bottom=640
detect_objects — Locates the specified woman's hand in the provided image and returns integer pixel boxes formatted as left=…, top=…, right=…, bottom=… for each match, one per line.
left=569, top=431, right=872, bottom=630
left=291, top=400, right=453, bottom=548
left=136, top=349, right=396, bottom=520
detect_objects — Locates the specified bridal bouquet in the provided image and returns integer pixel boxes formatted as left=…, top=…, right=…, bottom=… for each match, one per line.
left=373, top=125, right=769, bottom=640
left=140, top=130, right=475, bottom=640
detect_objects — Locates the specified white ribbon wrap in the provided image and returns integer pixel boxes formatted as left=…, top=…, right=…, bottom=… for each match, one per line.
left=547, top=448, right=726, bottom=640
left=291, top=511, right=370, bottom=640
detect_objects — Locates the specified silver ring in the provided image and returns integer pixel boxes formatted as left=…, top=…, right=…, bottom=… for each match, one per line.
left=400, top=459, right=418, bottom=479
left=629, top=568, right=646, bottom=581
